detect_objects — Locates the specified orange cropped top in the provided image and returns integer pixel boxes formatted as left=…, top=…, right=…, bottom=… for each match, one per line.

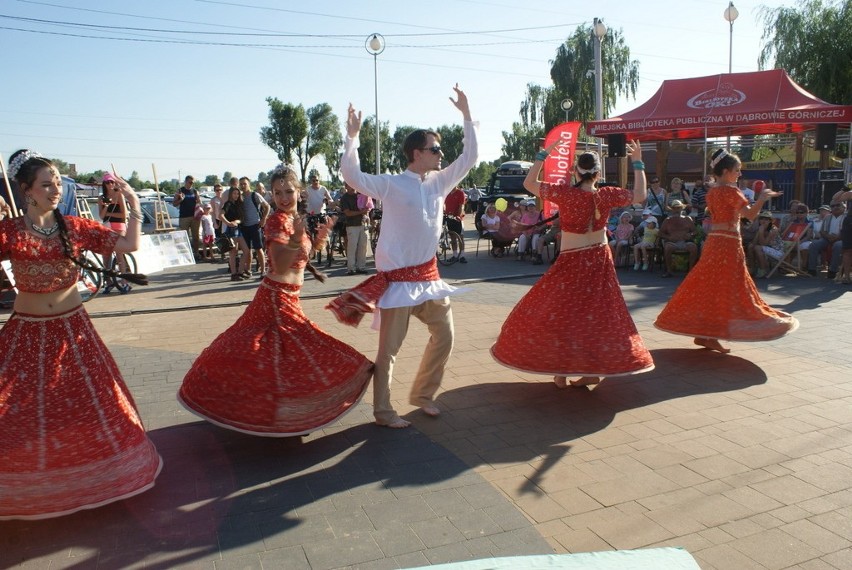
left=264, top=210, right=310, bottom=272
left=0, top=216, right=120, bottom=294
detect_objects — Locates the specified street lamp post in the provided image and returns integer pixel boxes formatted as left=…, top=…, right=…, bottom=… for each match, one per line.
left=593, top=18, right=607, bottom=181
left=365, top=33, right=385, bottom=175
left=560, top=98, right=573, bottom=123
left=723, top=3, right=738, bottom=147
left=723, top=2, right=739, bottom=75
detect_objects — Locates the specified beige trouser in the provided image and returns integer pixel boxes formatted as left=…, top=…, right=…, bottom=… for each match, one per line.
left=373, top=297, right=454, bottom=425
left=346, top=225, right=368, bottom=271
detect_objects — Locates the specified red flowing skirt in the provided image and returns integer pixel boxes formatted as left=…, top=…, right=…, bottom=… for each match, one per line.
left=655, top=231, right=798, bottom=341
left=179, top=279, right=373, bottom=436
left=0, top=307, right=162, bottom=520
left=492, top=244, right=654, bottom=377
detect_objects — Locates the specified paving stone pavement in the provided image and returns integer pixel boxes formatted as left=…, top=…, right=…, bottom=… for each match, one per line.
left=1, top=242, right=851, bottom=570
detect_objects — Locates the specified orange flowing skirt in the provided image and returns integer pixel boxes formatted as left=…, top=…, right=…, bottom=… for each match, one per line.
left=179, top=278, right=373, bottom=436
left=0, top=307, right=162, bottom=520
left=492, top=244, right=654, bottom=377
left=655, top=231, right=798, bottom=341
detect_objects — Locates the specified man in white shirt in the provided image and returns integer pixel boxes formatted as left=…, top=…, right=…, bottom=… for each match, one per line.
left=335, top=85, right=478, bottom=428
left=305, top=176, right=334, bottom=214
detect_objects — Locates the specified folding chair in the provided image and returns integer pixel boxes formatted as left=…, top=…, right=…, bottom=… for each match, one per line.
left=766, top=222, right=810, bottom=278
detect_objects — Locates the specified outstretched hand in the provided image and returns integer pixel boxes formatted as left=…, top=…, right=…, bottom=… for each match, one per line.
left=626, top=139, right=643, bottom=161
left=449, top=83, right=471, bottom=121
left=346, top=104, right=362, bottom=138
left=291, top=215, right=307, bottom=240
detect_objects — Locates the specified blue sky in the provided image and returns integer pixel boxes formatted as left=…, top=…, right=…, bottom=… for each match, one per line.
left=0, top=0, right=798, bottom=184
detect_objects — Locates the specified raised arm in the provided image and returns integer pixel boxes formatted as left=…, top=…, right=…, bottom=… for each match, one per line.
left=627, top=139, right=647, bottom=205
left=112, top=175, right=142, bottom=253
left=340, top=104, right=388, bottom=201
left=740, top=187, right=782, bottom=222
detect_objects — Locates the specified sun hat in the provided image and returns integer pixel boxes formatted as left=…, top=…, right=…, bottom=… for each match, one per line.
left=102, top=172, right=116, bottom=183
left=669, top=199, right=685, bottom=208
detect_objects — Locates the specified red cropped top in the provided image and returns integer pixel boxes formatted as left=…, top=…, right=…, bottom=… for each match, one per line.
left=264, top=210, right=310, bottom=272
left=0, top=216, right=120, bottom=294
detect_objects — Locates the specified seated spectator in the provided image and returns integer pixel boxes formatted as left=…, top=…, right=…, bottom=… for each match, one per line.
left=779, top=200, right=803, bottom=229
left=633, top=217, right=658, bottom=271
left=665, top=178, right=691, bottom=216
left=480, top=204, right=500, bottom=237
left=658, top=200, right=697, bottom=277
left=514, top=199, right=542, bottom=260
left=609, top=211, right=635, bottom=267
left=532, top=216, right=561, bottom=265
left=752, top=211, right=784, bottom=278
left=780, top=204, right=813, bottom=270
left=808, top=201, right=846, bottom=279
left=491, top=205, right=524, bottom=257
left=691, top=175, right=715, bottom=225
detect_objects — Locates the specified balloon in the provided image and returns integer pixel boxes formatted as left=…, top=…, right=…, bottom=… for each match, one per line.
left=495, top=198, right=507, bottom=212
left=753, top=180, right=765, bottom=194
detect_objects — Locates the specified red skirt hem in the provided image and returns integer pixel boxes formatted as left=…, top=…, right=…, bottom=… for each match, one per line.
left=179, top=278, right=373, bottom=436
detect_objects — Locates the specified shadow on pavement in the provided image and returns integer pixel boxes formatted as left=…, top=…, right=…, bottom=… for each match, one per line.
left=428, top=348, right=768, bottom=497
left=0, top=420, right=482, bottom=569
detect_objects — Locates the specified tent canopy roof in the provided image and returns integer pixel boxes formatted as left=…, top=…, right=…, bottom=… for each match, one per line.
left=588, top=69, right=852, bottom=141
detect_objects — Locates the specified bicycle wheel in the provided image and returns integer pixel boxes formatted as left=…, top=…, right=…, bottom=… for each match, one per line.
left=78, top=250, right=104, bottom=302
left=113, top=252, right=138, bottom=275
left=437, top=230, right=460, bottom=266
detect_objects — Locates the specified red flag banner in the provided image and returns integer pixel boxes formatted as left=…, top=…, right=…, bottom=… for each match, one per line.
left=540, top=122, right=581, bottom=218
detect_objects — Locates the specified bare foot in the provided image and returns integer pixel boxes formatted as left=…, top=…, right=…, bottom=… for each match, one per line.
left=694, top=337, right=731, bottom=354
left=569, top=376, right=602, bottom=388
left=377, top=418, right=411, bottom=429
left=421, top=405, right=440, bottom=417
left=553, top=376, right=568, bottom=389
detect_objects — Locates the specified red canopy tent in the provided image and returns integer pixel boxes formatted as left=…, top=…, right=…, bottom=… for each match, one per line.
left=587, top=69, right=852, bottom=141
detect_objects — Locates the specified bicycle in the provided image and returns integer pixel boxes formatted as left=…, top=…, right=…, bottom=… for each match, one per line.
left=323, top=210, right=347, bottom=268
left=101, top=251, right=138, bottom=295
left=76, top=250, right=104, bottom=302
left=437, top=215, right=463, bottom=266
left=368, top=208, right=382, bottom=255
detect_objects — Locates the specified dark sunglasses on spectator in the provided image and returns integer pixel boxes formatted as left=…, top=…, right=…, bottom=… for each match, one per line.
left=421, top=145, right=442, bottom=155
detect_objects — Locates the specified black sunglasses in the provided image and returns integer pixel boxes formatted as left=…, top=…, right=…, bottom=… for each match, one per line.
left=420, top=145, right=442, bottom=155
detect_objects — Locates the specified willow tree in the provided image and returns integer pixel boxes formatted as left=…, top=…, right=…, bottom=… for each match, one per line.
left=549, top=23, right=640, bottom=128
left=758, top=0, right=852, bottom=105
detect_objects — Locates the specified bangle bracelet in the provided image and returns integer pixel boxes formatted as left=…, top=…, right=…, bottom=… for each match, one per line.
left=632, top=160, right=645, bottom=171
left=127, top=210, right=143, bottom=222
left=535, top=150, right=549, bottom=162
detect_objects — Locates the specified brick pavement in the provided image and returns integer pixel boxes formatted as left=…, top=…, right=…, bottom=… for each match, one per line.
left=1, top=244, right=851, bottom=569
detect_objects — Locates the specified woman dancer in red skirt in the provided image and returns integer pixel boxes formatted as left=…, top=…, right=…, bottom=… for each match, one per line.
left=655, top=149, right=798, bottom=351
left=179, top=165, right=373, bottom=436
left=0, top=150, right=161, bottom=520
left=491, top=140, right=654, bottom=388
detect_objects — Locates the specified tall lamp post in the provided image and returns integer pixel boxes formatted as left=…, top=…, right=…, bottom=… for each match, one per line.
left=723, top=2, right=739, bottom=75
left=593, top=18, right=607, bottom=181
left=365, top=33, right=385, bottom=175
left=723, top=3, right=738, bottom=147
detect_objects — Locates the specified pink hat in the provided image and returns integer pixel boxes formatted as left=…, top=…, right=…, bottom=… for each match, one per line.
left=102, top=172, right=117, bottom=183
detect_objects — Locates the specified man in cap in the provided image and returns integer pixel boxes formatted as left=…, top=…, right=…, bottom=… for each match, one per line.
left=658, top=199, right=698, bottom=277
left=808, top=202, right=846, bottom=278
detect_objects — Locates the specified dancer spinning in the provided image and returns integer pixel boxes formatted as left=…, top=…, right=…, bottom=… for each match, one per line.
left=0, top=150, right=160, bottom=520
left=491, top=140, right=654, bottom=389
left=655, top=149, right=798, bottom=352
left=179, top=165, right=373, bottom=436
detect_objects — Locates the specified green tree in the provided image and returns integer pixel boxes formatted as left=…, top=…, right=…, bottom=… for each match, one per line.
left=323, top=129, right=344, bottom=185
left=469, top=161, right=497, bottom=188
left=436, top=124, right=464, bottom=164
left=294, top=103, right=340, bottom=182
left=259, top=98, right=308, bottom=165
left=548, top=23, right=640, bottom=129
left=358, top=117, right=394, bottom=175
left=758, top=0, right=852, bottom=105
left=390, top=124, right=419, bottom=173
left=203, top=174, right=220, bottom=186
left=500, top=122, right=544, bottom=162
left=127, top=171, right=143, bottom=190
left=222, top=171, right=234, bottom=184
